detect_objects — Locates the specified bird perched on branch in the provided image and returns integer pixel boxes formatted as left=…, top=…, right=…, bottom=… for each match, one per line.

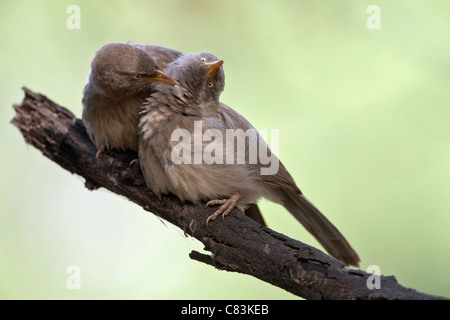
left=83, top=42, right=266, bottom=226
left=138, top=52, right=360, bottom=266
left=82, top=43, right=179, bottom=158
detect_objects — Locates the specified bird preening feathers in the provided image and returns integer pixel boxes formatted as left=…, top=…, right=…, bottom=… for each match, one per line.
left=82, top=42, right=360, bottom=267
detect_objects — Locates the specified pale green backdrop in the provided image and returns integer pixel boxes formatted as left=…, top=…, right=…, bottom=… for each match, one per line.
left=1, top=0, right=449, bottom=299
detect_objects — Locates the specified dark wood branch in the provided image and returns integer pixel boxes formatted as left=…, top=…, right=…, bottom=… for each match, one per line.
left=11, top=87, right=447, bottom=300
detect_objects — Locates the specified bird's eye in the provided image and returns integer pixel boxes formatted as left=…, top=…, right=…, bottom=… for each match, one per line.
left=200, top=57, right=207, bottom=62
left=208, top=82, right=214, bottom=88
left=133, top=75, right=141, bottom=79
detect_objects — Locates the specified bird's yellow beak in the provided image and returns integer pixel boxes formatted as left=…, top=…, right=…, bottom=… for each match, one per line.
left=205, top=60, right=224, bottom=79
left=148, top=70, right=180, bottom=86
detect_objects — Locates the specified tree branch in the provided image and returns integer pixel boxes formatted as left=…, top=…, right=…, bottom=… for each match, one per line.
left=11, top=87, right=447, bottom=300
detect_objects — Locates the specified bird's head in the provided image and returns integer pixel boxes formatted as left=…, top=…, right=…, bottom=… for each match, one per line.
left=165, top=52, right=225, bottom=106
left=89, top=43, right=179, bottom=96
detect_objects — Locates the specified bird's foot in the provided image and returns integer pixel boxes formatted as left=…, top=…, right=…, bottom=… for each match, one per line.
left=95, top=146, right=106, bottom=159
left=205, top=193, right=245, bottom=225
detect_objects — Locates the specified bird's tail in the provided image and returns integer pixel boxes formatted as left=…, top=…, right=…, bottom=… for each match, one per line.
left=246, top=203, right=267, bottom=227
left=280, top=189, right=360, bottom=267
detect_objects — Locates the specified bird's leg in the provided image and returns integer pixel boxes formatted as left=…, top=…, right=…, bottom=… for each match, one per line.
left=205, top=193, right=245, bottom=225
left=95, top=145, right=106, bottom=159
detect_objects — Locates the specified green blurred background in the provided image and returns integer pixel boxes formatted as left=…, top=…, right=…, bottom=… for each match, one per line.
left=1, top=0, right=449, bottom=299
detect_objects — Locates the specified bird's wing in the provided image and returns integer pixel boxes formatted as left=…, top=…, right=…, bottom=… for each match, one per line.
left=132, top=44, right=182, bottom=69
left=218, top=103, right=359, bottom=266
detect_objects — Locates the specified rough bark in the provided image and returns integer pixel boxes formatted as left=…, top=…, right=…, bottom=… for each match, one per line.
left=11, top=87, right=447, bottom=300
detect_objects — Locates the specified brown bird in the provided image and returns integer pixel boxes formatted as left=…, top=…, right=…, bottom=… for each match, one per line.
left=130, top=44, right=267, bottom=226
left=82, top=43, right=179, bottom=158
left=82, top=42, right=265, bottom=225
left=138, top=52, right=360, bottom=266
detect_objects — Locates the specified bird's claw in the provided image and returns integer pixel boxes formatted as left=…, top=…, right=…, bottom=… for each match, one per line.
left=95, top=145, right=106, bottom=159
left=205, top=193, right=244, bottom=225
left=130, top=158, right=139, bottom=166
